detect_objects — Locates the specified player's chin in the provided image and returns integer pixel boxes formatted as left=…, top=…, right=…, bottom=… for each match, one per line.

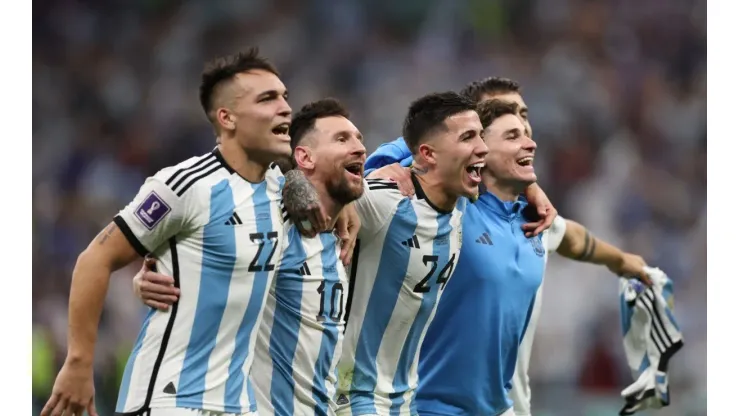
left=269, top=141, right=292, bottom=159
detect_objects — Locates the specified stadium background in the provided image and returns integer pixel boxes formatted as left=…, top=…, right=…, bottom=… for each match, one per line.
left=32, top=0, right=706, bottom=414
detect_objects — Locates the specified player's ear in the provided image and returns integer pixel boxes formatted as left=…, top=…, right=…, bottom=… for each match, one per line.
left=216, top=108, right=236, bottom=132
left=293, top=146, right=315, bottom=170
left=417, top=143, right=437, bottom=166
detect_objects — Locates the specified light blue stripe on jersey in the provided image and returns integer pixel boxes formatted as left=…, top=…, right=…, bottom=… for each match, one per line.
left=269, top=225, right=307, bottom=415
left=311, top=232, right=341, bottom=416
left=389, top=214, right=452, bottom=415
left=116, top=308, right=155, bottom=412
left=224, top=181, right=276, bottom=412
left=178, top=179, right=237, bottom=408
left=350, top=198, right=417, bottom=416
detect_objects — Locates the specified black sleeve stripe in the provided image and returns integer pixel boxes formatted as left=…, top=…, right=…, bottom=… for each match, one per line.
left=343, top=239, right=361, bottom=332
left=366, top=179, right=397, bottom=185
left=170, top=158, right=220, bottom=194
left=368, top=184, right=399, bottom=191
left=113, top=215, right=150, bottom=257
left=165, top=153, right=216, bottom=186
left=176, top=164, right=224, bottom=197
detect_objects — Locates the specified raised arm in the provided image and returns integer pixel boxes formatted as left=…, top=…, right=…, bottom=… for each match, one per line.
left=364, top=137, right=413, bottom=177
left=556, top=219, right=650, bottom=283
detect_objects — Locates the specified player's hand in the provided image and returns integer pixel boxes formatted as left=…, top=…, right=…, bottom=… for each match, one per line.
left=521, top=183, right=557, bottom=237
left=41, top=359, right=99, bottom=416
left=134, top=257, right=180, bottom=311
left=335, top=203, right=361, bottom=266
left=283, top=170, right=330, bottom=237
left=608, top=253, right=652, bottom=286
left=367, top=163, right=414, bottom=196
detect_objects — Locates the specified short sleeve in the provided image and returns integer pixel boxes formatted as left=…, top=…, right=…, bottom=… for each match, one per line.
left=114, top=175, right=192, bottom=257
left=543, top=215, right=567, bottom=253
left=355, top=179, right=403, bottom=237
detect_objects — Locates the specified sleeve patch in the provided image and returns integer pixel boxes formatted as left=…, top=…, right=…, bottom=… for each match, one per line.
left=134, top=191, right=172, bottom=229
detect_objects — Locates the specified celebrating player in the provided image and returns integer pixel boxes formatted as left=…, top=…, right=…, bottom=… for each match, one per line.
left=135, top=98, right=367, bottom=415
left=365, top=77, right=650, bottom=416
left=40, top=49, right=337, bottom=416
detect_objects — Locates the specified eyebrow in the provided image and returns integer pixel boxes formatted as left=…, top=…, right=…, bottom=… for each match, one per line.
left=256, top=89, right=288, bottom=100
left=460, top=129, right=479, bottom=140
left=335, top=130, right=364, bottom=142
left=504, top=127, right=522, bottom=137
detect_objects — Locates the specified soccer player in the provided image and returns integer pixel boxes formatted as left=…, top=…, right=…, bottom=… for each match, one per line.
left=134, top=98, right=368, bottom=415
left=322, top=91, right=489, bottom=416
left=459, top=77, right=650, bottom=416
left=40, top=49, right=326, bottom=416
left=365, top=77, right=650, bottom=416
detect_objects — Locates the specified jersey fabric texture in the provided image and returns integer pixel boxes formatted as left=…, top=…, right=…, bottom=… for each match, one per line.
left=114, top=148, right=284, bottom=415
left=251, top=212, right=348, bottom=416
left=335, top=176, right=466, bottom=416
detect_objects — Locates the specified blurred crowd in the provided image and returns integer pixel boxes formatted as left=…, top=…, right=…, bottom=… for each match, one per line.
left=32, top=0, right=706, bottom=414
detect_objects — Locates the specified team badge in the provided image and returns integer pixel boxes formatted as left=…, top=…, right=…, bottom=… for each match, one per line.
left=529, top=235, right=545, bottom=257
left=135, top=191, right=171, bottom=230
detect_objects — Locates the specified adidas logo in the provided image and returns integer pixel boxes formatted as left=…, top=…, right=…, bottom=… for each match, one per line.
left=475, top=232, right=493, bottom=245
left=224, top=212, right=243, bottom=226
left=163, top=381, right=177, bottom=394
left=299, top=262, right=312, bottom=276
left=401, top=235, right=420, bottom=248
left=336, top=394, right=349, bottom=405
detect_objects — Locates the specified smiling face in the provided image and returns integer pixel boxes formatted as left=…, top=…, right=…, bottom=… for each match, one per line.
left=426, top=110, right=489, bottom=199
left=482, top=113, right=537, bottom=185
left=305, top=115, right=367, bottom=204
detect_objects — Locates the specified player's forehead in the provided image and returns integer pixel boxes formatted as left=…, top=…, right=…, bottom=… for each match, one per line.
left=313, top=115, right=361, bottom=138
left=487, top=113, right=525, bottom=137
left=443, top=110, right=482, bottom=133
left=233, top=69, right=287, bottom=97
left=481, top=92, right=526, bottom=110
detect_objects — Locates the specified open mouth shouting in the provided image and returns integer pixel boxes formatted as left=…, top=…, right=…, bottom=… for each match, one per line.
left=272, top=122, right=290, bottom=139
left=465, top=162, right=485, bottom=184
left=344, top=162, right=364, bottom=179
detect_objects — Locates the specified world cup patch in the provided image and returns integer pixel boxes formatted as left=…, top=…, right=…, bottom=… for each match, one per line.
left=529, top=236, right=545, bottom=257
left=135, top=191, right=171, bottom=230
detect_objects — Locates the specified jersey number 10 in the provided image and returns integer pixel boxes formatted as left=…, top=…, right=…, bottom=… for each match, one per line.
left=317, top=281, right=344, bottom=323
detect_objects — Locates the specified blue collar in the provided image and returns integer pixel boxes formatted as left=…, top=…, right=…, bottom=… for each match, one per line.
left=476, top=183, right=527, bottom=218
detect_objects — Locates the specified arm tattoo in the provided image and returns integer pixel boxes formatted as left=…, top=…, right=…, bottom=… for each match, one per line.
left=577, top=231, right=596, bottom=261
left=97, top=223, right=116, bottom=245
left=283, top=169, right=321, bottom=218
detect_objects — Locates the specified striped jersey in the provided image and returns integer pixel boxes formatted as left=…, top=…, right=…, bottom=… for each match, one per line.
left=114, top=148, right=285, bottom=415
left=251, top=213, right=348, bottom=416
left=335, top=176, right=466, bottom=416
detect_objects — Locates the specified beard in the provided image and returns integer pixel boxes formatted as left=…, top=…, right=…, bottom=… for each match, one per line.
left=326, top=175, right=364, bottom=205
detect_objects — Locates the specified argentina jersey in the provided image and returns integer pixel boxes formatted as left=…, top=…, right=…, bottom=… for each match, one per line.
left=335, top=176, right=466, bottom=416
left=114, top=148, right=284, bottom=415
left=251, top=209, right=348, bottom=416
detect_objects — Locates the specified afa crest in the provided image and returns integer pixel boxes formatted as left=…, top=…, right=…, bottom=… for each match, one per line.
left=529, top=236, right=545, bottom=257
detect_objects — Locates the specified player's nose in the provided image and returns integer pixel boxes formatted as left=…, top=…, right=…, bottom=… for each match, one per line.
left=522, top=134, right=536, bottom=151
left=474, top=136, right=489, bottom=159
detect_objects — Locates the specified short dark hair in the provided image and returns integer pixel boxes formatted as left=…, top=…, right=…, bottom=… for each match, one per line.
left=289, top=98, right=350, bottom=150
left=460, top=77, right=521, bottom=103
left=477, top=99, right=520, bottom=130
left=199, top=48, right=279, bottom=121
left=402, top=92, right=478, bottom=153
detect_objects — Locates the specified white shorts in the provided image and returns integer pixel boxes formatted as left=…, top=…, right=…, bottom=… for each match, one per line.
left=146, top=409, right=258, bottom=416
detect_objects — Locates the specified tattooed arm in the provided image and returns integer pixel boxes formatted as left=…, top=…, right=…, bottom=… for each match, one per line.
left=283, top=169, right=328, bottom=236
left=556, top=219, right=650, bottom=283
